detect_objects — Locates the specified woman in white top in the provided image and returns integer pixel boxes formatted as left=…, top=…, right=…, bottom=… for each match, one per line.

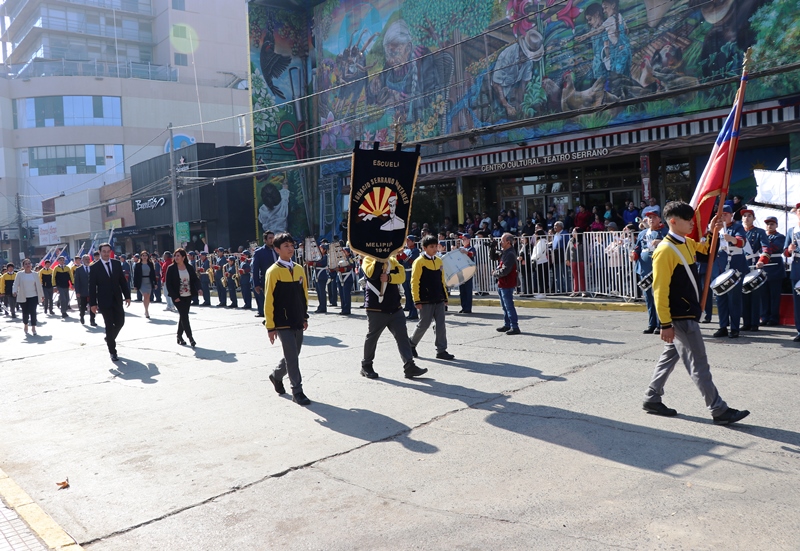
left=12, top=258, right=44, bottom=335
left=165, top=248, right=201, bottom=347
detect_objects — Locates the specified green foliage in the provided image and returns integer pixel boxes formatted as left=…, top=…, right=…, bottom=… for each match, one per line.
left=402, top=0, right=493, bottom=48
left=315, top=0, right=340, bottom=41
left=576, top=110, right=613, bottom=130
left=748, top=0, right=800, bottom=101
left=521, top=71, right=547, bottom=118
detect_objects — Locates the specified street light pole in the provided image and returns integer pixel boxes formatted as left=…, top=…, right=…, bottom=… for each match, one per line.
left=169, top=123, right=180, bottom=252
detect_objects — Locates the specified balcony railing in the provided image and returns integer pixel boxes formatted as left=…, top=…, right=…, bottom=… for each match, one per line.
left=0, top=59, right=177, bottom=82
left=6, top=0, right=152, bottom=25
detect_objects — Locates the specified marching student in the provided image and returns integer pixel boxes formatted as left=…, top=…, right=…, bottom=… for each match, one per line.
left=642, top=201, right=750, bottom=425
left=52, top=256, right=74, bottom=318
left=712, top=204, right=747, bottom=338
left=1, top=263, right=17, bottom=318
left=264, top=233, right=311, bottom=406
left=409, top=235, right=454, bottom=360
left=39, top=259, right=55, bottom=314
left=783, top=204, right=800, bottom=342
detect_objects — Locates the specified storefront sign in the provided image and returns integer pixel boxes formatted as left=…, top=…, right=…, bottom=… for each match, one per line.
left=480, top=148, right=610, bottom=173
left=134, top=196, right=166, bottom=211
left=176, top=221, right=191, bottom=245
left=105, top=219, right=124, bottom=230
left=38, top=221, right=59, bottom=246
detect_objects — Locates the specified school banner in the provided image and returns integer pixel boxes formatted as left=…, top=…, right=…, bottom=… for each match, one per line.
left=348, top=142, right=421, bottom=260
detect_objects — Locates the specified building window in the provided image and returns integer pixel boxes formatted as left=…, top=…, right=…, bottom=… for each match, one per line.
left=174, top=53, right=188, bottom=66
left=27, top=144, right=123, bottom=176
left=14, top=96, right=122, bottom=128
left=172, top=0, right=185, bottom=10
left=173, top=25, right=187, bottom=39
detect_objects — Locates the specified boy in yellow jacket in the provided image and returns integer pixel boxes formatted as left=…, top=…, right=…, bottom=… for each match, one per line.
left=642, top=201, right=750, bottom=426
left=410, top=235, right=454, bottom=360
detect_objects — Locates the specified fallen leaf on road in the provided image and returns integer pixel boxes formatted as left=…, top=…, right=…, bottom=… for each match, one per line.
left=56, top=478, right=69, bottom=490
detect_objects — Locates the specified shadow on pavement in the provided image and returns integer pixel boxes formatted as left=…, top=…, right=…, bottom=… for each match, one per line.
left=677, top=413, right=800, bottom=448
left=303, top=335, right=347, bottom=348
left=192, top=348, right=237, bottom=363
left=541, top=334, right=624, bottom=345
left=309, top=402, right=438, bottom=454
left=24, top=334, right=53, bottom=344
left=109, top=359, right=160, bottom=384
left=146, top=318, right=177, bottom=325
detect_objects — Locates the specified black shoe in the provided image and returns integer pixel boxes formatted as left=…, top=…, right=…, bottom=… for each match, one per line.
left=61, top=314, right=68, bottom=319
left=764, top=320, right=777, bottom=327
left=643, top=402, right=678, bottom=417
left=713, top=408, right=750, bottom=426
left=80, top=317, right=85, bottom=324
left=729, top=331, right=740, bottom=339
left=406, top=315, right=418, bottom=321
left=190, top=340, right=196, bottom=348
left=404, top=364, right=428, bottom=379
left=269, top=374, right=286, bottom=395
left=740, top=325, right=751, bottom=331
left=178, top=337, right=187, bottom=346
left=642, top=327, right=655, bottom=334
left=314, top=309, right=327, bottom=314
left=110, top=353, right=119, bottom=361
left=701, top=318, right=712, bottom=323
left=496, top=325, right=510, bottom=332
left=411, top=346, right=418, bottom=358
left=749, top=326, right=759, bottom=332
left=338, top=312, right=351, bottom=316
left=712, top=327, right=728, bottom=338
left=292, top=392, right=311, bottom=406
left=794, top=334, right=800, bottom=342
left=436, top=351, right=455, bottom=360
left=90, top=321, right=98, bottom=327
left=506, top=328, right=521, bottom=335
left=360, top=365, right=379, bottom=379
left=654, top=328, right=661, bottom=335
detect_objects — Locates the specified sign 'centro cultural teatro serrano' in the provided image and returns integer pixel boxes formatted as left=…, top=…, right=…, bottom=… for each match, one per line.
left=480, top=147, right=611, bottom=173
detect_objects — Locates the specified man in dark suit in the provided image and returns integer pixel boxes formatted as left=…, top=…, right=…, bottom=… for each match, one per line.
left=89, top=243, right=131, bottom=361
left=72, top=254, right=96, bottom=326
left=251, top=231, right=278, bottom=318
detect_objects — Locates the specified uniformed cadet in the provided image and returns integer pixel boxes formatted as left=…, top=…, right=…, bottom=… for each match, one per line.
left=188, top=251, right=200, bottom=306
left=326, top=241, right=338, bottom=309
left=713, top=203, right=748, bottom=338
left=783, top=204, right=800, bottom=342
left=226, top=256, right=239, bottom=308
left=458, top=234, right=476, bottom=314
left=197, top=252, right=212, bottom=306
left=314, top=243, right=329, bottom=313
left=252, top=231, right=278, bottom=318
left=52, top=256, right=74, bottom=318
left=1, top=263, right=17, bottom=318
left=239, top=251, right=253, bottom=309
left=214, top=247, right=227, bottom=307
left=39, top=259, right=55, bottom=314
left=740, top=209, right=770, bottom=331
left=399, top=236, right=420, bottom=320
left=632, top=211, right=669, bottom=333
left=336, top=247, right=355, bottom=315
left=760, top=216, right=786, bottom=326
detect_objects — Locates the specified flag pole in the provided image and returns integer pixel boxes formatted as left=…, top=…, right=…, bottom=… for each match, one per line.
left=700, top=48, right=752, bottom=311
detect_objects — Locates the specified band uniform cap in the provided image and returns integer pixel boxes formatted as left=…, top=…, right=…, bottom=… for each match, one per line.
left=644, top=211, right=660, bottom=217
left=188, top=251, right=196, bottom=256
left=217, top=247, right=224, bottom=251
left=242, top=251, right=251, bottom=257
left=764, top=216, right=778, bottom=223
left=200, top=252, right=208, bottom=256
left=228, top=256, right=236, bottom=261
left=406, top=235, right=416, bottom=241
left=722, top=204, right=734, bottom=213
left=740, top=208, right=754, bottom=216
left=438, top=240, right=447, bottom=247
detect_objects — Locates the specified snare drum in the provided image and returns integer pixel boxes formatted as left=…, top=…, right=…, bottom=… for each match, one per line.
left=711, top=269, right=742, bottom=296
left=304, top=237, right=321, bottom=262
left=637, top=272, right=653, bottom=292
left=795, top=280, right=800, bottom=296
left=442, top=249, right=476, bottom=287
left=742, top=269, right=767, bottom=294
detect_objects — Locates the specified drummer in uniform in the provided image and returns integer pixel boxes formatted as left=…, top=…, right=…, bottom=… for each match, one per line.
left=239, top=251, right=253, bottom=310
left=213, top=247, right=227, bottom=307
left=399, top=236, right=420, bottom=320
left=225, top=256, right=239, bottom=308
left=783, top=203, right=800, bottom=342
left=326, top=240, right=338, bottom=309
left=198, top=252, right=212, bottom=306
left=631, top=211, right=668, bottom=334
left=458, top=234, right=476, bottom=314
left=314, top=243, right=329, bottom=313
left=337, top=246, right=356, bottom=316
left=713, top=203, right=747, bottom=338
left=760, top=216, right=786, bottom=326
left=741, top=209, right=770, bottom=332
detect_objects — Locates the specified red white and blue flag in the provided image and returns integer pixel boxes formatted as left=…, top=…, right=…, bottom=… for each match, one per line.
left=689, top=72, right=749, bottom=240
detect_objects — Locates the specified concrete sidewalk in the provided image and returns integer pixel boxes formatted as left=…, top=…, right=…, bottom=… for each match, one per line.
left=1, top=299, right=798, bottom=550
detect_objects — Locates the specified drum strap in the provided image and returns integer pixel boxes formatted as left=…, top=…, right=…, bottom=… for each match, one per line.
left=665, top=241, right=699, bottom=301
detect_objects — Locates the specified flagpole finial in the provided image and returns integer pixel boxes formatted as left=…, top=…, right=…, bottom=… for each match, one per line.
left=743, top=47, right=753, bottom=72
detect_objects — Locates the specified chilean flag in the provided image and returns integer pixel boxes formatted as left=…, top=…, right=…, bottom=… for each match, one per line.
left=689, top=74, right=749, bottom=240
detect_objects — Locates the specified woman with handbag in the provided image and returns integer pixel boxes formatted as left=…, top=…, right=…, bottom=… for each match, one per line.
left=133, top=251, right=157, bottom=319
left=12, top=258, right=44, bottom=335
left=165, top=248, right=201, bottom=347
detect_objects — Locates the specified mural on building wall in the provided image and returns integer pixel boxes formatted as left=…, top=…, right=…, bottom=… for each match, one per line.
left=249, top=4, right=311, bottom=238
left=311, top=0, right=799, bottom=151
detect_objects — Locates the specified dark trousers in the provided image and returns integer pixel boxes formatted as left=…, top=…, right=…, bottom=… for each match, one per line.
left=79, top=295, right=95, bottom=323
left=717, top=282, right=743, bottom=331
left=315, top=272, right=328, bottom=312
left=153, top=282, right=162, bottom=302
left=362, top=309, right=414, bottom=369
left=700, top=275, right=714, bottom=322
left=240, top=276, right=252, bottom=308
left=339, top=274, right=353, bottom=314
left=273, top=329, right=304, bottom=394
left=761, top=278, right=782, bottom=324
left=227, top=282, right=238, bottom=307
left=402, top=272, right=417, bottom=319
left=459, top=277, right=473, bottom=312
left=327, top=275, right=338, bottom=306
left=42, top=287, right=54, bottom=312
left=200, top=277, right=211, bottom=305
left=533, top=263, right=549, bottom=294
left=100, top=303, right=125, bottom=355
left=793, top=275, right=800, bottom=334
left=644, top=286, right=659, bottom=329
left=4, top=293, right=17, bottom=316
left=175, top=296, right=194, bottom=341
left=254, top=287, right=264, bottom=316
left=216, top=279, right=227, bottom=306
left=742, top=284, right=764, bottom=328
left=21, top=297, right=38, bottom=326
left=57, top=286, right=70, bottom=315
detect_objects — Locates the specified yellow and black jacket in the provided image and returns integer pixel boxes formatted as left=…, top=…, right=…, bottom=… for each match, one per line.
left=39, top=268, right=54, bottom=288
left=264, top=262, right=308, bottom=331
left=410, top=254, right=448, bottom=305
left=1, top=272, right=16, bottom=295
left=362, top=257, right=405, bottom=313
left=652, top=233, right=710, bottom=328
left=51, top=264, right=74, bottom=288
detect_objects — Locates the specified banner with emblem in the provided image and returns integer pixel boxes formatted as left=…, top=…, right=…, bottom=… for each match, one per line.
left=347, top=142, right=421, bottom=261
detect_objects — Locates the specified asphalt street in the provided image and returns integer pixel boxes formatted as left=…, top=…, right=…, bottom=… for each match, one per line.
left=1, top=299, right=799, bottom=550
